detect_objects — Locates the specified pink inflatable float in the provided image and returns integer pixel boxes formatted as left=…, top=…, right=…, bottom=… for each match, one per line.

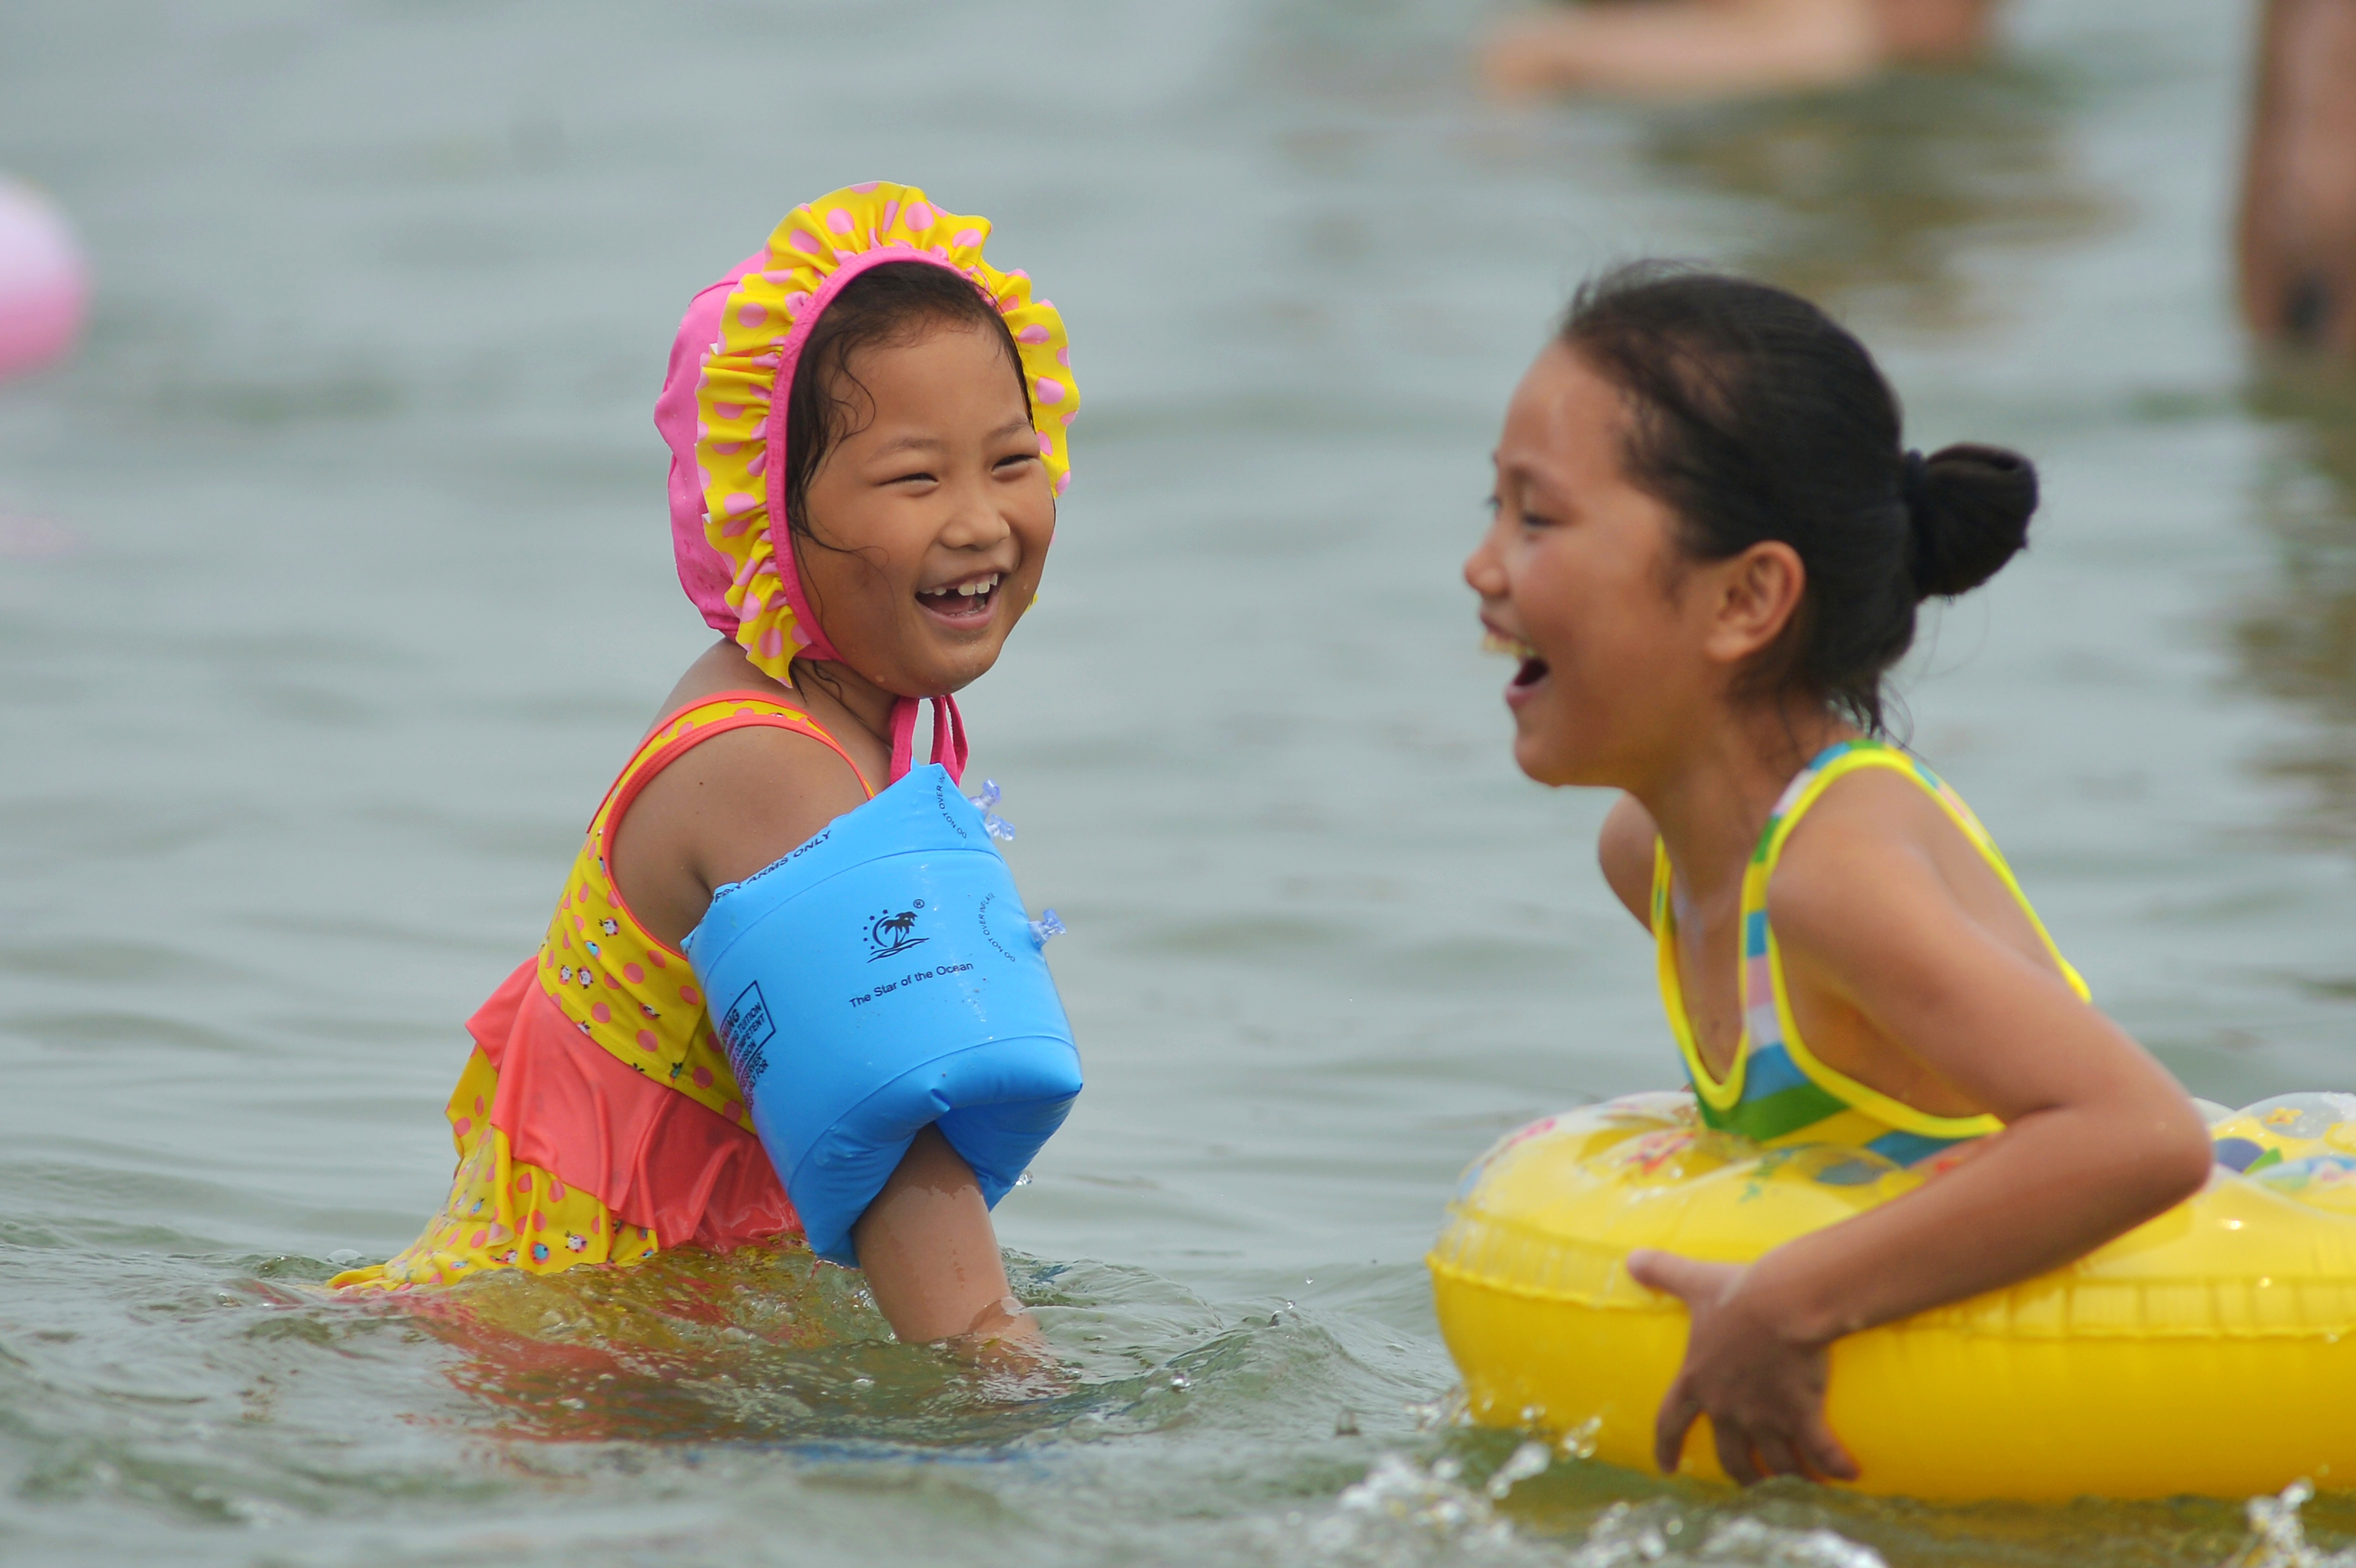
left=0, top=177, right=86, bottom=381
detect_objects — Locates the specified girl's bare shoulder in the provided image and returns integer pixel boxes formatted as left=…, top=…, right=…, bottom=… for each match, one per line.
left=609, top=645, right=874, bottom=933
left=1763, top=762, right=1984, bottom=963
left=1598, top=792, right=1658, bottom=924
left=628, top=704, right=870, bottom=872
left=644, top=640, right=793, bottom=735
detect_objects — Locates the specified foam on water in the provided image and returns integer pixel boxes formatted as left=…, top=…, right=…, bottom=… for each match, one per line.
left=1275, top=1449, right=1893, bottom=1568
left=2225, top=1483, right=2356, bottom=1568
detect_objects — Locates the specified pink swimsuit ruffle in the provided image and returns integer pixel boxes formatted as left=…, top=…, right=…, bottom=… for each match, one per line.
left=470, top=958, right=799, bottom=1251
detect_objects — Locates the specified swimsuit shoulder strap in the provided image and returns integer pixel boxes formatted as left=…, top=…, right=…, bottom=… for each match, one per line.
left=1743, top=738, right=2083, bottom=1144
left=1751, top=739, right=2088, bottom=1002
left=590, top=691, right=874, bottom=842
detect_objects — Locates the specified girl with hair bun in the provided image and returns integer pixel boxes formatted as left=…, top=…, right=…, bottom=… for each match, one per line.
left=1463, top=266, right=2214, bottom=1485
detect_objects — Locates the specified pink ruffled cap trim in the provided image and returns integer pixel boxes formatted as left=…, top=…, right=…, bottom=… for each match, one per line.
left=654, top=248, right=768, bottom=636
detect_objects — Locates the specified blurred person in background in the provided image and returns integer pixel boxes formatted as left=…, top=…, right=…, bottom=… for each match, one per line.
left=2241, top=0, right=2356, bottom=354
left=1480, top=0, right=1999, bottom=99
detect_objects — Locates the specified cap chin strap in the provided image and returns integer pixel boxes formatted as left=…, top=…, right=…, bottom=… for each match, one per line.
left=887, top=694, right=968, bottom=786
left=781, top=637, right=967, bottom=787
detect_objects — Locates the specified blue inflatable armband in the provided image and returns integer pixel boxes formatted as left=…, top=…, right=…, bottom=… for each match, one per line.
left=681, top=765, right=1080, bottom=1266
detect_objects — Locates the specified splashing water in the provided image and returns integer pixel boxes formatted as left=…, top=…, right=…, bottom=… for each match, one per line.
left=1484, top=1439, right=1552, bottom=1501
left=1279, top=1450, right=1892, bottom=1568
left=2224, top=1482, right=2356, bottom=1568
left=1566, top=1503, right=1889, bottom=1568
left=1294, top=1451, right=1543, bottom=1565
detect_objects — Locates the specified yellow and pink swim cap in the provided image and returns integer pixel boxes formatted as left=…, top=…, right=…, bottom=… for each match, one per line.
left=652, top=182, right=1079, bottom=778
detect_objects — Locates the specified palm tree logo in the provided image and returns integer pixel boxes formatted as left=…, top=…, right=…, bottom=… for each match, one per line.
left=866, top=900, right=929, bottom=961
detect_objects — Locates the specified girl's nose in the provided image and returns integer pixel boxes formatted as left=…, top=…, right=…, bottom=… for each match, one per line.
left=939, top=487, right=1014, bottom=549
left=1464, top=527, right=1507, bottom=599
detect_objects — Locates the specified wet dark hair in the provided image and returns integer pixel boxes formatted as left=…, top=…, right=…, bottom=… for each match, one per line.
left=781, top=261, right=1031, bottom=551
left=1560, top=263, right=2037, bottom=732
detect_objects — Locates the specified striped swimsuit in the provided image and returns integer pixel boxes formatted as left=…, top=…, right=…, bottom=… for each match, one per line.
left=1651, top=739, right=2089, bottom=1167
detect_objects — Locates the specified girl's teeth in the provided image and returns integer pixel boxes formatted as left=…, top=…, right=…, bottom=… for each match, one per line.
left=926, top=573, right=1001, bottom=600
left=1483, top=632, right=1538, bottom=661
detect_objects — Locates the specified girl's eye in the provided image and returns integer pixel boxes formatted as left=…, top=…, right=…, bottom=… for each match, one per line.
left=1488, top=494, right=1554, bottom=530
left=994, top=452, right=1038, bottom=472
left=887, top=469, right=938, bottom=486
left=1488, top=492, right=1555, bottom=529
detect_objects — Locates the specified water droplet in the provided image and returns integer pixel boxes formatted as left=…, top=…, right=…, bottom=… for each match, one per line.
left=1484, top=1439, right=1551, bottom=1500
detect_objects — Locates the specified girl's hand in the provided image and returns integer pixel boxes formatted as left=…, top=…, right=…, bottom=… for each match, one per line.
left=1625, top=1248, right=1860, bottom=1486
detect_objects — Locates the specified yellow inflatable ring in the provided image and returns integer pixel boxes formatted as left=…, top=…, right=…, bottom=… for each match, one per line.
left=1427, top=1090, right=2356, bottom=1501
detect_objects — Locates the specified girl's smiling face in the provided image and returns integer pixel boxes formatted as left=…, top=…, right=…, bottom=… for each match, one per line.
left=1464, top=341, right=1731, bottom=789
left=794, top=321, right=1054, bottom=700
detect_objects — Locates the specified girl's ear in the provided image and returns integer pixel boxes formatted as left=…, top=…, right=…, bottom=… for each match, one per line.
left=1699, top=541, right=1806, bottom=666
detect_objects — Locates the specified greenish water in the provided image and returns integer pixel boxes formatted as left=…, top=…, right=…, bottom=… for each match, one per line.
left=3, top=1, right=2356, bottom=1563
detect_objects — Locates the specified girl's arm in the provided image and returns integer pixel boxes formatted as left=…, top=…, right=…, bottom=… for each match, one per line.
left=612, top=726, right=1042, bottom=1354
left=1629, top=803, right=2213, bottom=1484
left=854, top=1125, right=1036, bottom=1347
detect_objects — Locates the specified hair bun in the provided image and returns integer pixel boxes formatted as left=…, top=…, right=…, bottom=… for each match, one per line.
left=1907, top=442, right=2037, bottom=601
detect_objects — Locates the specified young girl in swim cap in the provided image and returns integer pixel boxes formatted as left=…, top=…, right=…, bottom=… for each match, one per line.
left=1463, top=266, right=2214, bottom=1485
left=336, top=184, right=1080, bottom=1353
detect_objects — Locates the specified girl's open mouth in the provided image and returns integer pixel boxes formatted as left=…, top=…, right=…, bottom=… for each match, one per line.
left=917, top=572, right=1001, bottom=623
left=1484, top=631, right=1549, bottom=693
